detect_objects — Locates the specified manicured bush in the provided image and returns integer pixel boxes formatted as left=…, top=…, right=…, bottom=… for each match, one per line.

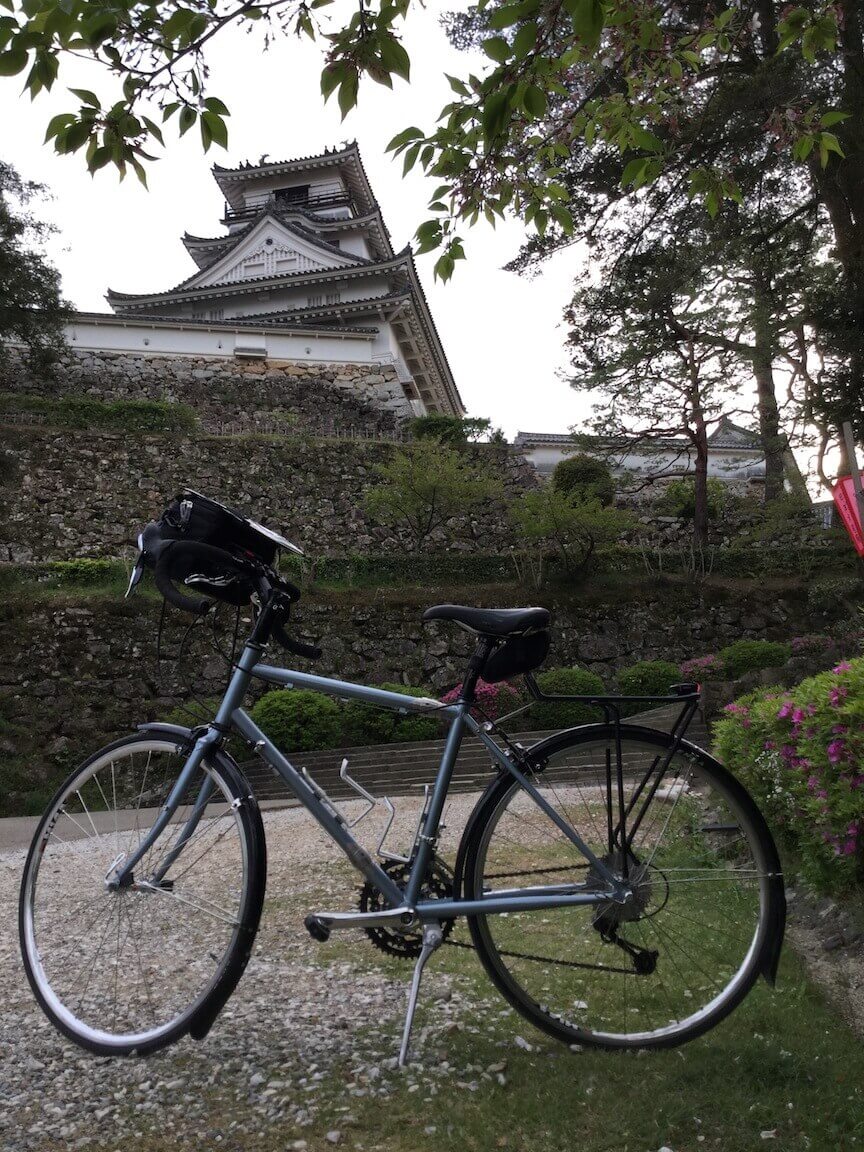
left=341, top=683, right=443, bottom=745
left=47, top=558, right=122, bottom=585
left=680, top=654, right=725, bottom=682
left=529, top=667, right=605, bottom=728
left=248, top=689, right=342, bottom=753
left=714, top=658, right=864, bottom=891
left=617, top=660, right=680, bottom=698
left=718, top=639, right=791, bottom=679
left=552, top=454, right=615, bottom=507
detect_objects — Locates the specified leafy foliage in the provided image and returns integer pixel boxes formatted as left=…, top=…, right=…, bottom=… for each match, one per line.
left=341, top=683, right=442, bottom=745
left=718, top=640, right=792, bottom=680
left=440, top=677, right=521, bottom=719
left=617, top=660, right=680, bottom=699
left=551, top=454, right=614, bottom=507
left=529, top=666, right=605, bottom=729
left=408, top=414, right=500, bottom=445
left=0, top=392, right=198, bottom=433
left=247, top=688, right=342, bottom=753
left=510, top=486, right=631, bottom=577
left=656, top=478, right=729, bottom=523
left=47, top=558, right=121, bottom=585
left=364, top=440, right=503, bottom=551
left=715, top=660, right=864, bottom=891
left=0, top=161, right=69, bottom=369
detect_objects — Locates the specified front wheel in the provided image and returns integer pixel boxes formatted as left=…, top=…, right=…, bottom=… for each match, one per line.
left=461, top=725, right=785, bottom=1050
left=19, top=733, right=266, bottom=1056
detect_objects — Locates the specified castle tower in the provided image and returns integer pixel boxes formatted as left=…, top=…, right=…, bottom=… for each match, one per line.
left=71, top=144, right=463, bottom=418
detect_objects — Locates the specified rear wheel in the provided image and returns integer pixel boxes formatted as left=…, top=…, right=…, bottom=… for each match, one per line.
left=462, top=725, right=784, bottom=1049
left=19, top=733, right=266, bottom=1056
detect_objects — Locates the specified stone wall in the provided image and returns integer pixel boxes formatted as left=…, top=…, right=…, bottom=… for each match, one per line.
left=0, top=426, right=535, bottom=562
left=0, top=578, right=827, bottom=800
left=0, top=347, right=410, bottom=434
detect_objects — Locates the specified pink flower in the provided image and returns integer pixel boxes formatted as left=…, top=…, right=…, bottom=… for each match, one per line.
left=827, top=740, right=846, bottom=764
left=777, top=701, right=794, bottom=720
left=833, top=661, right=852, bottom=674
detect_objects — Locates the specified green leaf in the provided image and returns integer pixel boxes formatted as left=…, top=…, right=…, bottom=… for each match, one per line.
left=378, top=33, right=410, bottom=82
left=402, top=140, right=420, bottom=175
left=621, top=157, right=647, bottom=187
left=445, top=73, right=469, bottom=96
left=522, top=84, right=547, bottom=119
left=320, top=62, right=345, bottom=100
left=387, top=125, right=424, bottom=151
left=482, top=36, right=511, bottom=63
left=178, top=106, right=197, bottom=136
left=69, top=87, right=100, bottom=108
left=0, top=46, right=28, bottom=76
left=201, top=110, right=228, bottom=149
left=337, top=69, right=359, bottom=119
left=141, top=116, right=165, bottom=146
left=513, top=22, right=538, bottom=59
left=204, top=96, right=230, bottom=116
left=44, top=112, right=76, bottom=141
left=567, top=0, right=605, bottom=48
left=488, top=1, right=538, bottom=29
left=481, top=88, right=513, bottom=143
left=820, top=109, right=849, bottom=128
left=630, top=124, right=663, bottom=153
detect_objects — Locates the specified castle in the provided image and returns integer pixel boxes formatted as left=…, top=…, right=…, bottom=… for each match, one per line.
left=64, top=143, right=463, bottom=422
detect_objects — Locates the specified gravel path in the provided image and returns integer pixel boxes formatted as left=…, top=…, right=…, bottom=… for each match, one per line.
left=0, top=794, right=500, bottom=1152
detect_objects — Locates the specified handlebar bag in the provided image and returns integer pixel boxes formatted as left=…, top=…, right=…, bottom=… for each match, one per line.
left=160, top=490, right=280, bottom=567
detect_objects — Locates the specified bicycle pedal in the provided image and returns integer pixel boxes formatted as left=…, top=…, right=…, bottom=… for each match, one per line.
left=304, top=914, right=331, bottom=943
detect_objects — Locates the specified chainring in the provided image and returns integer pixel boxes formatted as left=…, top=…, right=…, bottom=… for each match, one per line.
left=359, top=858, right=455, bottom=959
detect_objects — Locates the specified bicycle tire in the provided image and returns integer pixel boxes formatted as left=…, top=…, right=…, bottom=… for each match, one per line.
left=460, top=724, right=785, bottom=1050
left=19, top=732, right=266, bottom=1057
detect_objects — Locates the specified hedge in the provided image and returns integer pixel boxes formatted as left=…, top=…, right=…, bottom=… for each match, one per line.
left=714, top=657, right=864, bottom=891
left=528, top=667, right=605, bottom=728
left=0, top=393, right=198, bottom=434
left=718, top=639, right=791, bottom=679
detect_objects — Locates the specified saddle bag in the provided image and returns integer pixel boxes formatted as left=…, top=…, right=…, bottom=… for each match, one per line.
left=482, top=630, right=551, bottom=684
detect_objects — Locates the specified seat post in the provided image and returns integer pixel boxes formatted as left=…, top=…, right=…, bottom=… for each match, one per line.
left=459, top=636, right=495, bottom=703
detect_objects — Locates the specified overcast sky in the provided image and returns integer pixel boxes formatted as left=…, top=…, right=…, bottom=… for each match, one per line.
left=0, top=2, right=594, bottom=438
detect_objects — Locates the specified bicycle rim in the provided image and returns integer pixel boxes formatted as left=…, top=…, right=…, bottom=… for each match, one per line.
left=465, top=727, right=781, bottom=1048
left=20, top=736, right=257, bottom=1055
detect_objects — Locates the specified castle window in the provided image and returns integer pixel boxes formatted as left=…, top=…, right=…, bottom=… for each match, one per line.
left=308, top=294, right=323, bottom=307
left=326, top=291, right=341, bottom=305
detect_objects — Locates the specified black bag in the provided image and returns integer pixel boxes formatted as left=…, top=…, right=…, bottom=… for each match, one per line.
left=483, top=630, right=550, bottom=684
left=160, top=490, right=282, bottom=566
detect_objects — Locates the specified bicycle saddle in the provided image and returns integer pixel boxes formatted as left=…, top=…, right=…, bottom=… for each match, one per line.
left=421, top=604, right=550, bottom=637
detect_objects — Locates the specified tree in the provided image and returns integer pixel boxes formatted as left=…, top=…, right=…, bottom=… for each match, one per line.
left=408, top=414, right=501, bottom=444
left=364, top=440, right=502, bottom=550
left=510, top=485, right=631, bottom=581
left=0, top=0, right=848, bottom=278
left=0, top=161, right=68, bottom=371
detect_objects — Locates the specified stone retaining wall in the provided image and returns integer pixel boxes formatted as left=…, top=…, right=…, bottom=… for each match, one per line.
left=0, top=426, right=535, bottom=562
left=0, top=347, right=409, bottom=433
left=0, top=580, right=824, bottom=802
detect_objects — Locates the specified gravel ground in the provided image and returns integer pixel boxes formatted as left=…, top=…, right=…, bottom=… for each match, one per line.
left=0, top=794, right=503, bottom=1152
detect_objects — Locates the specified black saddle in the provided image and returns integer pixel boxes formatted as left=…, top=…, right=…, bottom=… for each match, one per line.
left=422, top=604, right=550, bottom=638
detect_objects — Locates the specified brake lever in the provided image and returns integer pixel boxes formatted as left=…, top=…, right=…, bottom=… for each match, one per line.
left=125, top=557, right=145, bottom=599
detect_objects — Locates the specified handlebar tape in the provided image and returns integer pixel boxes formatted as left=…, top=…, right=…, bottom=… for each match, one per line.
left=153, top=556, right=212, bottom=616
left=272, top=619, right=322, bottom=660
left=153, top=540, right=253, bottom=616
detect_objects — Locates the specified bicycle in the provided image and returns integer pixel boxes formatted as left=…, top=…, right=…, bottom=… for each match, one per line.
left=19, top=492, right=786, bottom=1064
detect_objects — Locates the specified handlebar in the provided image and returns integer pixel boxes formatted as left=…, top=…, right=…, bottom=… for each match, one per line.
left=149, top=537, right=320, bottom=658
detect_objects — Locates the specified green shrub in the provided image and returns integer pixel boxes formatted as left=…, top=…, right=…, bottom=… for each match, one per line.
left=807, top=576, right=862, bottom=614
left=617, top=660, right=680, bottom=698
left=719, top=639, right=791, bottom=679
left=529, top=667, right=605, bottom=728
left=714, top=657, right=864, bottom=891
left=552, top=454, right=614, bottom=507
left=656, top=477, right=727, bottom=521
left=407, top=414, right=493, bottom=444
left=248, top=689, right=342, bottom=753
left=341, top=683, right=443, bottom=745
left=47, top=558, right=122, bottom=585
left=0, top=392, right=198, bottom=434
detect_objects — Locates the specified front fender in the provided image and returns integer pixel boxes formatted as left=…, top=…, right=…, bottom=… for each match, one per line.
left=137, top=721, right=196, bottom=744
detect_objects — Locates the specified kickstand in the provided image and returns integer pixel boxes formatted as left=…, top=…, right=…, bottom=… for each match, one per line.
left=398, top=921, right=443, bottom=1067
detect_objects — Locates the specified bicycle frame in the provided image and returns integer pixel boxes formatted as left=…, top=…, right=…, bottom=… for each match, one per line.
left=113, top=633, right=698, bottom=919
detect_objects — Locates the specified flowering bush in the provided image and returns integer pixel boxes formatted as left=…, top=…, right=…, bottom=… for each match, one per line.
left=440, top=678, right=522, bottom=720
left=790, top=635, right=833, bottom=657
left=680, top=654, right=725, bottom=682
left=715, top=657, right=864, bottom=891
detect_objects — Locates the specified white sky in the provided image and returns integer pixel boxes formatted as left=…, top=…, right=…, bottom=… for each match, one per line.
left=0, top=2, right=592, bottom=437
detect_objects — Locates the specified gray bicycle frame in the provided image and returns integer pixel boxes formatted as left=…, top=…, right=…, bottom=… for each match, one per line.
left=114, top=636, right=627, bottom=916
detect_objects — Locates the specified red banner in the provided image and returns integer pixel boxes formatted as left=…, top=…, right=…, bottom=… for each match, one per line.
left=833, top=476, right=864, bottom=555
